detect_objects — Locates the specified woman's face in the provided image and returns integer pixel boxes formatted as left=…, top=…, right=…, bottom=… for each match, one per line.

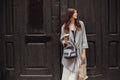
left=72, top=10, right=78, bottom=19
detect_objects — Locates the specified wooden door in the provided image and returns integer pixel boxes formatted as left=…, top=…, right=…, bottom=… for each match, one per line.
left=60, top=0, right=120, bottom=80
left=0, top=0, right=61, bottom=80
left=61, top=0, right=103, bottom=80
left=102, top=0, right=120, bottom=80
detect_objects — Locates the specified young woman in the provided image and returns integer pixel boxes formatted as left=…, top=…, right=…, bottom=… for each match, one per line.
left=60, top=8, right=89, bottom=80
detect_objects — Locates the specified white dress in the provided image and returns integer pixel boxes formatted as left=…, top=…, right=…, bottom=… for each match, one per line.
left=61, top=66, right=78, bottom=80
left=61, top=63, right=88, bottom=80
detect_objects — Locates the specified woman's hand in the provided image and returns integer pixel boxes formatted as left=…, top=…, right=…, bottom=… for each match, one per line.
left=64, top=36, right=69, bottom=44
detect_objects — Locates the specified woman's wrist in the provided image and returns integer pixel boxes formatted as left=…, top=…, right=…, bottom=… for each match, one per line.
left=81, top=48, right=86, bottom=62
left=82, top=48, right=86, bottom=54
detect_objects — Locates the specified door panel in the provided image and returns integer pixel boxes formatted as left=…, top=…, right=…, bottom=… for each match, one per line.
left=76, top=0, right=103, bottom=79
left=0, top=0, right=16, bottom=80
left=1, top=0, right=60, bottom=80
left=102, top=0, right=120, bottom=80
left=18, top=0, right=60, bottom=80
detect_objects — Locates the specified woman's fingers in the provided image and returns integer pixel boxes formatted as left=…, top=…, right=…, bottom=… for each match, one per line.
left=64, top=41, right=69, bottom=44
left=64, top=37, right=69, bottom=44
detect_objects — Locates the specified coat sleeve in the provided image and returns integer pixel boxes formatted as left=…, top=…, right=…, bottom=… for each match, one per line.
left=81, top=21, right=89, bottom=48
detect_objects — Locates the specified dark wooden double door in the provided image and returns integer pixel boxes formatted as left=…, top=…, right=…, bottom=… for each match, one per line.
left=0, top=0, right=120, bottom=80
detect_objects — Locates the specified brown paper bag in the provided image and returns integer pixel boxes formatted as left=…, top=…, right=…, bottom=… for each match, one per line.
left=78, top=63, right=88, bottom=80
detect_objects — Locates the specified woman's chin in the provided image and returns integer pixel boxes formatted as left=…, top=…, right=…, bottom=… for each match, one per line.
left=74, top=17, right=77, bottom=19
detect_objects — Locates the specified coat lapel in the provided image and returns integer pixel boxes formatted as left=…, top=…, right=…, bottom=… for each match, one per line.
left=69, top=30, right=80, bottom=45
left=69, top=30, right=74, bottom=43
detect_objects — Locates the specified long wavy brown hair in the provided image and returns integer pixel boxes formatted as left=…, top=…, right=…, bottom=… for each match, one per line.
left=64, top=8, right=81, bottom=33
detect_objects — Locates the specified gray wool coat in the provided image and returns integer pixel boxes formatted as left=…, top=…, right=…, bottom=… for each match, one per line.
left=60, top=21, right=89, bottom=73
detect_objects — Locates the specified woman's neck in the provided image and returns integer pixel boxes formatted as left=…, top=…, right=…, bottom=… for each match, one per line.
left=69, top=19, right=76, bottom=30
left=70, top=19, right=75, bottom=24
